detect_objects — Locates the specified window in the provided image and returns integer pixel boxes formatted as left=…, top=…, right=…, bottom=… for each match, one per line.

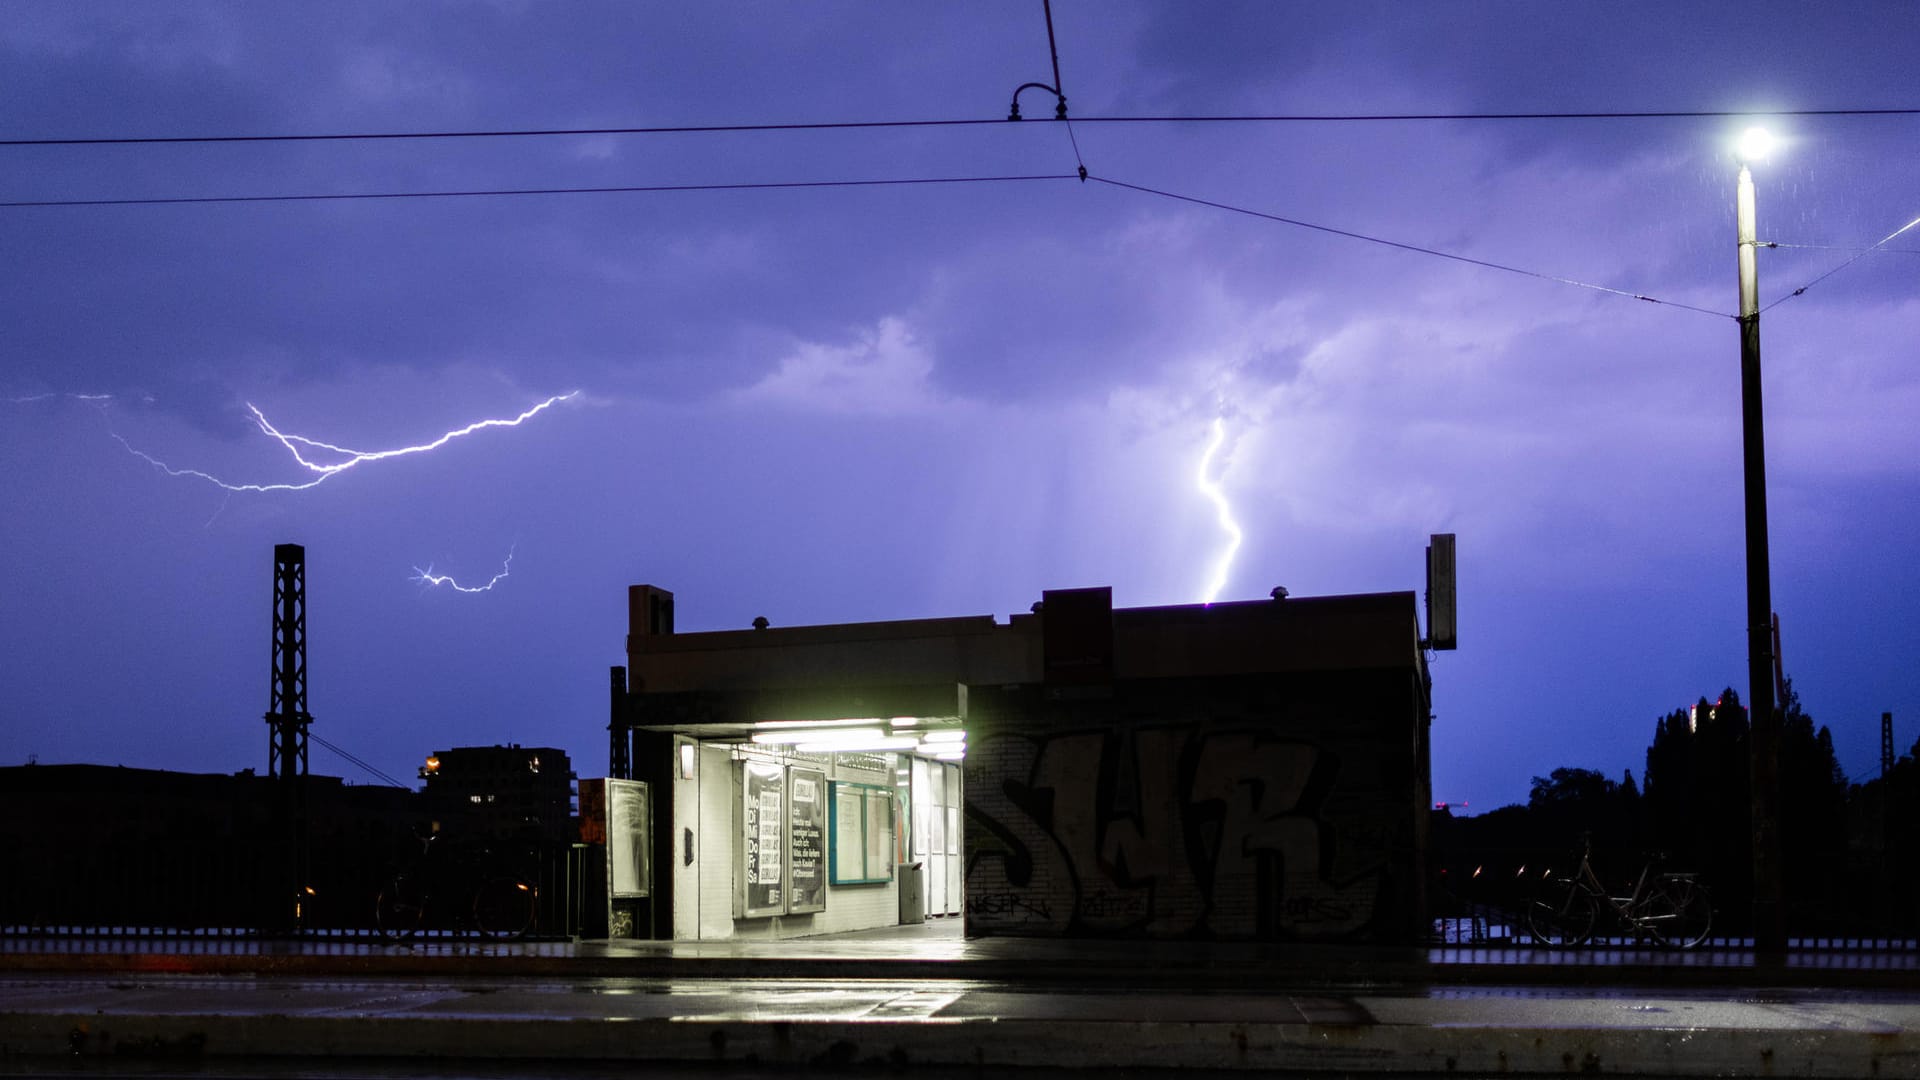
left=829, top=781, right=894, bottom=885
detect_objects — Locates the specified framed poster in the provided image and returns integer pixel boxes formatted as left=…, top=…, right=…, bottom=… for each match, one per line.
left=739, top=760, right=786, bottom=917
left=608, top=778, right=651, bottom=899
left=786, top=767, right=826, bottom=914
left=829, top=781, right=894, bottom=884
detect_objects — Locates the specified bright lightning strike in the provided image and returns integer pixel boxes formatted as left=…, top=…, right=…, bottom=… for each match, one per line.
left=116, top=391, right=580, bottom=493
left=1196, top=417, right=1244, bottom=605
left=413, top=546, right=515, bottom=594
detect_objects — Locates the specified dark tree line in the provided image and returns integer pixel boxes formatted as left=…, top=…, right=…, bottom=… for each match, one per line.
left=1434, top=682, right=1918, bottom=937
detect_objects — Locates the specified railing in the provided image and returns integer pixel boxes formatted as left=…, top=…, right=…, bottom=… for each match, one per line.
left=0, top=830, right=587, bottom=941
left=1432, top=916, right=1920, bottom=952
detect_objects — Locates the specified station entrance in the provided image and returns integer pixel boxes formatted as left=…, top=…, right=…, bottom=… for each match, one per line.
left=646, top=722, right=965, bottom=942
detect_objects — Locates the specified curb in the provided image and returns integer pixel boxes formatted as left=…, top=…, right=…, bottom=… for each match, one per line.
left=4, top=950, right=1918, bottom=991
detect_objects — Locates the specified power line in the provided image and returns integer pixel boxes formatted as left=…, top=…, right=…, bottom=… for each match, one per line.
left=6, top=107, right=1919, bottom=148
left=0, top=172, right=1081, bottom=209
left=1088, top=174, right=1732, bottom=319
left=1763, top=213, right=1920, bottom=312
left=0, top=162, right=1744, bottom=319
left=310, top=731, right=409, bottom=789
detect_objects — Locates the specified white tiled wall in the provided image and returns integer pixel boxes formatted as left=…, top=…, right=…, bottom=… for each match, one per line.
left=684, top=745, right=901, bottom=940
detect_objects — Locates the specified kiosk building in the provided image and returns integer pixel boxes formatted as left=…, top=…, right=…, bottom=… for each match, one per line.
left=618, top=582, right=1435, bottom=943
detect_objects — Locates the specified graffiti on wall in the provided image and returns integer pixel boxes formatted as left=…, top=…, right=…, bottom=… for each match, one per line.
left=964, top=724, right=1391, bottom=938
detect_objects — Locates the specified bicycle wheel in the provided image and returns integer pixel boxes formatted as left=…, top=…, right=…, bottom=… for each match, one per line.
left=473, top=876, right=536, bottom=940
left=1646, top=877, right=1712, bottom=949
left=1527, top=881, right=1597, bottom=947
left=375, top=876, right=426, bottom=943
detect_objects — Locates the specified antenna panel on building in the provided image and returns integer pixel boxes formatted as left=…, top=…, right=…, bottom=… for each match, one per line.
left=1426, top=533, right=1457, bottom=651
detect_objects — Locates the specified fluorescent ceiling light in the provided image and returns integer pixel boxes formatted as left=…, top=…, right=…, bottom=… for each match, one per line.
left=934, top=750, right=966, bottom=761
left=751, top=717, right=882, bottom=732
left=793, top=735, right=920, bottom=753
left=752, top=727, right=883, bottom=745
left=921, top=730, right=966, bottom=743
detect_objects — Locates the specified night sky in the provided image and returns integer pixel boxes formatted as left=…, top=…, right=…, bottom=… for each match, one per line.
left=4, top=3, right=1917, bottom=811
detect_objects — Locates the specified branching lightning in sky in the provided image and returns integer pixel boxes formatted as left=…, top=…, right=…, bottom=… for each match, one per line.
left=413, top=546, right=515, bottom=594
left=1196, top=417, right=1244, bottom=605
left=114, top=391, right=580, bottom=493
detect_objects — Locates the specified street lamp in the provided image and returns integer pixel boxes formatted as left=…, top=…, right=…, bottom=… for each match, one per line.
left=1735, top=126, right=1784, bottom=953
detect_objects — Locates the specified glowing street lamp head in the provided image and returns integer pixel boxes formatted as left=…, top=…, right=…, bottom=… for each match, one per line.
left=1736, top=126, right=1775, bottom=165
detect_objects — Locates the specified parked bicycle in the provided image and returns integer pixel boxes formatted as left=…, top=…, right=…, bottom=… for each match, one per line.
left=375, top=822, right=537, bottom=942
left=1525, top=838, right=1712, bottom=949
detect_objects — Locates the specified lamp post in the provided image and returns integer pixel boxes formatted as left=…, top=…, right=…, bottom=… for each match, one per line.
left=1735, top=126, right=1785, bottom=953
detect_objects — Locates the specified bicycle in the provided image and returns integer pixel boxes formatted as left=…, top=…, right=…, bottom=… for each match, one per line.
left=1525, top=838, right=1712, bottom=949
left=375, top=822, right=538, bottom=942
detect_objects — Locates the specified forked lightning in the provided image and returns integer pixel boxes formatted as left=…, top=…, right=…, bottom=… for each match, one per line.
left=1196, top=417, right=1244, bottom=605
left=414, top=547, right=515, bottom=594
left=116, top=392, right=579, bottom=493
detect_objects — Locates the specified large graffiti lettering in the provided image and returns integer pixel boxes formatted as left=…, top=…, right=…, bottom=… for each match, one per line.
left=965, top=721, right=1391, bottom=940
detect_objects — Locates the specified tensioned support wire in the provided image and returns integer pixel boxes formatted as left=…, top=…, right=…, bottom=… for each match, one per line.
left=1008, top=0, right=1087, bottom=180
left=1042, top=0, right=1089, bottom=180
left=1085, top=174, right=1733, bottom=319
left=1761, top=214, right=1920, bottom=313
left=1006, top=2, right=1735, bottom=315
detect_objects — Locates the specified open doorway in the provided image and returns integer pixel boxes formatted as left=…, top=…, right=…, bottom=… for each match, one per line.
left=905, top=757, right=963, bottom=919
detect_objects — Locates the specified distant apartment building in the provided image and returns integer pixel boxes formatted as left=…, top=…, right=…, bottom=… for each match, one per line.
left=419, top=744, right=575, bottom=846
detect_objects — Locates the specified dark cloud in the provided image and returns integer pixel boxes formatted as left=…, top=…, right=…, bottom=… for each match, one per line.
left=4, top=2, right=1919, bottom=810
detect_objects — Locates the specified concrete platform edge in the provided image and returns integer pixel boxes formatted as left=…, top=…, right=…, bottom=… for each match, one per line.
left=3, top=950, right=1917, bottom=992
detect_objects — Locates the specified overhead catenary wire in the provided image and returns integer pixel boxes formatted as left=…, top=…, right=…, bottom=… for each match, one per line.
left=0, top=164, right=1731, bottom=319
left=0, top=172, right=1082, bottom=209
left=6, top=107, right=1920, bottom=148
left=1087, top=174, right=1732, bottom=319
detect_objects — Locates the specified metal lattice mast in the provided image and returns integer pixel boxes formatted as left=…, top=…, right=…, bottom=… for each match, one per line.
left=268, top=544, right=311, bottom=779
left=266, top=543, right=312, bottom=930
left=1885, top=712, right=1896, bottom=780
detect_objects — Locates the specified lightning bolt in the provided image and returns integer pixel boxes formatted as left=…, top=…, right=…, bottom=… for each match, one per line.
left=8, top=392, right=116, bottom=404
left=413, top=546, right=515, bottom=594
left=114, top=391, right=580, bottom=493
left=1196, top=417, right=1244, bottom=605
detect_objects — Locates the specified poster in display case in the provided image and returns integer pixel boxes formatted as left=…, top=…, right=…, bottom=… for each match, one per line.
left=786, top=767, right=826, bottom=913
left=739, top=760, right=786, bottom=917
left=608, top=779, right=652, bottom=898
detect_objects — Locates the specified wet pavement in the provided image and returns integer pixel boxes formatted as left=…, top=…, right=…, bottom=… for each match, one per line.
left=2, top=923, right=1918, bottom=1075
left=3, top=969, right=1917, bottom=1076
